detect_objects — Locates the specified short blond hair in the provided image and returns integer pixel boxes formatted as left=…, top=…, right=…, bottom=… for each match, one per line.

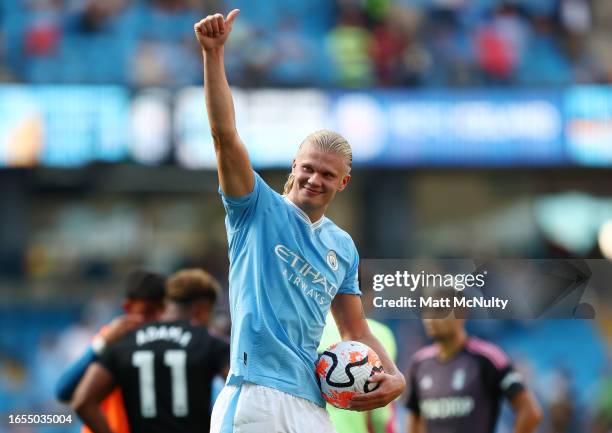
left=283, top=130, right=352, bottom=195
left=166, top=269, right=221, bottom=304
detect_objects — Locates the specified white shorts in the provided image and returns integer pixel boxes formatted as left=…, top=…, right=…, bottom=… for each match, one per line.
left=210, top=382, right=336, bottom=433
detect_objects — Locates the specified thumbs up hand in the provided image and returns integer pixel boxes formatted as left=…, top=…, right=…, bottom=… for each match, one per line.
left=194, top=9, right=240, bottom=52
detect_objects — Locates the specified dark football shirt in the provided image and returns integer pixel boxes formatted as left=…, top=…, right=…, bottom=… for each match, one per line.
left=406, top=337, right=525, bottom=433
left=98, top=320, right=229, bottom=433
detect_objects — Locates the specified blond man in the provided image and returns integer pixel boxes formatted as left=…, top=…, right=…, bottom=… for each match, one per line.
left=194, top=10, right=405, bottom=433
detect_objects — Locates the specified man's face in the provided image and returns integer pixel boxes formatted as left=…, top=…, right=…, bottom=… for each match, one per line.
left=422, top=317, right=464, bottom=342
left=124, top=299, right=164, bottom=322
left=290, top=146, right=350, bottom=216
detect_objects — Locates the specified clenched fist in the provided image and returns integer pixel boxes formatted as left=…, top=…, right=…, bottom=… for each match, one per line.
left=194, top=9, right=240, bottom=52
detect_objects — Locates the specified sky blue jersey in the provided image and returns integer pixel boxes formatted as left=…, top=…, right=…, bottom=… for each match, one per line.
left=220, top=171, right=361, bottom=407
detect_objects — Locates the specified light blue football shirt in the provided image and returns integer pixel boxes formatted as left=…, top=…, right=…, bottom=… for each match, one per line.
left=219, top=171, right=361, bottom=407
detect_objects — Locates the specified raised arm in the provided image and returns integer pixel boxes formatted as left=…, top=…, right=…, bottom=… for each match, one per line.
left=194, top=9, right=254, bottom=197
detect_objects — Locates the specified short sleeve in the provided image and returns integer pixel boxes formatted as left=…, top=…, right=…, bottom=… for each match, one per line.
left=481, top=356, right=525, bottom=401
left=338, top=244, right=360, bottom=295
left=219, top=171, right=274, bottom=232
left=497, top=365, right=525, bottom=400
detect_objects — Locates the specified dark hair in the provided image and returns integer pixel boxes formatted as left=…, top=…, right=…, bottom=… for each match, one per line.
left=124, top=269, right=166, bottom=302
left=166, top=269, right=221, bottom=305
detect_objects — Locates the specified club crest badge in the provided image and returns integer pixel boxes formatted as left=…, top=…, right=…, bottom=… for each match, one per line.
left=420, top=375, right=433, bottom=390
left=327, top=250, right=338, bottom=271
left=452, top=369, right=466, bottom=391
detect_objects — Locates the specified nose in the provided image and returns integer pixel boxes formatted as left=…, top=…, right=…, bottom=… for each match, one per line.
left=307, top=172, right=322, bottom=187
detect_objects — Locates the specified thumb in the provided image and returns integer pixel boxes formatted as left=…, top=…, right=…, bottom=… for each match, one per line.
left=225, top=8, right=240, bottom=26
left=367, top=372, right=386, bottom=383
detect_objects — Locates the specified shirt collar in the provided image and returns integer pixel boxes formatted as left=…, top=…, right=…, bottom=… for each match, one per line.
left=283, top=196, right=327, bottom=229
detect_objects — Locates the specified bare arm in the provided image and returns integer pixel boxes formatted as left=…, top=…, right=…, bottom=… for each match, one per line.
left=101, top=314, right=144, bottom=346
left=194, top=10, right=253, bottom=197
left=331, top=294, right=406, bottom=411
left=54, top=316, right=140, bottom=403
left=71, top=363, right=117, bottom=433
left=407, top=412, right=426, bottom=433
left=510, top=389, right=543, bottom=433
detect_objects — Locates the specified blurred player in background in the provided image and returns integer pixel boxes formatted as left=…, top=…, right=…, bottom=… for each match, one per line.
left=319, top=313, right=399, bottom=433
left=56, top=269, right=167, bottom=433
left=194, top=8, right=405, bottom=433
left=405, top=312, right=542, bottom=433
left=72, top=268, right=230, bottom=433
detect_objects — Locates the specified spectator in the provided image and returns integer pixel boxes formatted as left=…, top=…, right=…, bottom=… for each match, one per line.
left=474, top=3, right=528, bottom=85
left=326, top=5, right=375, bottom=87
left=24, top=0, right=62, bottom=58
left=66, top=0, right=126, bottom=34
left=371, top=8, right=409, bottom=86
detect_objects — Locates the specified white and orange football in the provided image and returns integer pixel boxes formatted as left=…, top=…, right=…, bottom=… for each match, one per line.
left=316, top=340, right=384, bottom=409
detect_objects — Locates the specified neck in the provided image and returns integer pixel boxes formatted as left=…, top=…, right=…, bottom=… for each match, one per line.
left=286, top=191, right=326, bottom=223
left=303, top=207, right=325, bottom=223
left=436, top=330, right=467, bottom=362
left=161, top=303, right=190, bottom=322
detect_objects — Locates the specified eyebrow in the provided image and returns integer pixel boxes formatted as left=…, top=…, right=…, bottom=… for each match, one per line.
left=300, top=160, right=340, bottom=176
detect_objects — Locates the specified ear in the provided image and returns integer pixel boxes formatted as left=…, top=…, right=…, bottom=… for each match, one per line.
left=192, top=301, right=211, bottom=326
left=337, top=174, right=351, bottom=192
left=122, top=300, right=131, bottom=313
left=291, top=158, right=297, bottom=172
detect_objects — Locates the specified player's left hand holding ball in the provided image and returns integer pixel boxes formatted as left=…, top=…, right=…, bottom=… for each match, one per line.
left=348, top=371, right=406, bottom=411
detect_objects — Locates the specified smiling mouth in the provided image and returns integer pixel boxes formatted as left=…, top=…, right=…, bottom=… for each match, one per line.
left=303, top=186, right=321, bottom=195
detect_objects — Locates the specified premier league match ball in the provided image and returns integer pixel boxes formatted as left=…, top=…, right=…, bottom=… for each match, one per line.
left=316, top=341, right=384, bottom=408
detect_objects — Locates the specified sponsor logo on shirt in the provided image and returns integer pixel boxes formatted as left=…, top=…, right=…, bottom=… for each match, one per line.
left=275, top=244, right=339, bottom=305
left=420, top=375, right=433, bottom=390
left=421, top=396, right=475, bottom=419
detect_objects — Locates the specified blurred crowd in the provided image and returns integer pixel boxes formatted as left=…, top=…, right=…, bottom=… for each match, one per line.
left=0, top=0, right=611, bottom=87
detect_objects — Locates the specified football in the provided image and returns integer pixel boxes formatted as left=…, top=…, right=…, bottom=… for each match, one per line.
left=316, top=340, right=384, bottom=408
